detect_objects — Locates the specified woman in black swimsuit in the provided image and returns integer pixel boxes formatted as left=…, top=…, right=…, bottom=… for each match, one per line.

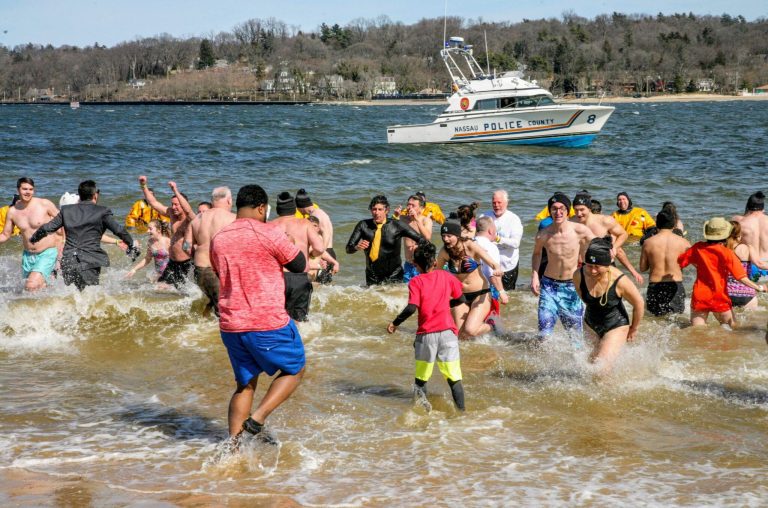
left=574, top=236, right=645, bottom=373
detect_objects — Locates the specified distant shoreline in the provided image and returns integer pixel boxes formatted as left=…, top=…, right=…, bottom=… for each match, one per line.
left=2, top=94, right=767, bottom=107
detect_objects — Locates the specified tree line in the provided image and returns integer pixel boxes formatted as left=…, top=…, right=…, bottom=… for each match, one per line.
left=1, top=12, right=767, bottom=101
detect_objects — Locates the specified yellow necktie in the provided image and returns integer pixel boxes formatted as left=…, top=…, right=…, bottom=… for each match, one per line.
left=369, top=221, right=385, bottom=262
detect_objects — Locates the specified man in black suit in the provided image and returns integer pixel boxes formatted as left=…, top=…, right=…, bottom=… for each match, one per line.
left=30, top=180, right=138, bottom=290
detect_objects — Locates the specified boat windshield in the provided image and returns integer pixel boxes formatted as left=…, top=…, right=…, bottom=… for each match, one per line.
left=474, top=94, right=555, bottom=111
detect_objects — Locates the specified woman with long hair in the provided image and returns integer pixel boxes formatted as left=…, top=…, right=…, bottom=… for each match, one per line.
left=726, top=220, right=768, bottom=310
left=437, top=219, right=502, bottom=339
left=457, top=202, right=479, bottom=239
left=126, top=219, right=171, bottom=281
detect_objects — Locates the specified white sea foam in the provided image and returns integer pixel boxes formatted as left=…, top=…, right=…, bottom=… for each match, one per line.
left=341, top=159, right=372, bottom=165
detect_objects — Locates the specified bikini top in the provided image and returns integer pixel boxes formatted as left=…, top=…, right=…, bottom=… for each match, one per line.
left=447, top=246, right=479, bottom=274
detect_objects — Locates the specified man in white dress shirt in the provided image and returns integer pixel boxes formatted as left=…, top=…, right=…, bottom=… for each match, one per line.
left=482, top=190, right=524, bottom=290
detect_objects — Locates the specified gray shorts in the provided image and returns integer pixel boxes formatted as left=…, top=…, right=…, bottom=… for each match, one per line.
left=414, top=329, right=462, bottom=382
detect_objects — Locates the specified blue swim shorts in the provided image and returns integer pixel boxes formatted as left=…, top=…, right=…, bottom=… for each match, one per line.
left=538, top=276, right=584, bottom=337
left=403, top=261, right=420, bottom=283
left=221, top=320, right=306, bottom=386
left=22, top=247, right=58, bottom=281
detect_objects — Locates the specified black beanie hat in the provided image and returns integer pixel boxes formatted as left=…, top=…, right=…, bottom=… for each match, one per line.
left=573, top=190, right=592, bottom=208
left=746, top=191, right=765, bottom=211
left=441, top=219, right=462, bottom=237
left=295, top=188, right=313, bottom=209
left=276, top=191, right=297, bottom=216
left=548, top=192, right=571, bottom=215
left=585, top=236, right=613, bottom=266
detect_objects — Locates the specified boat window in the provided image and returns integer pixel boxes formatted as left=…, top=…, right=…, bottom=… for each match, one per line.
left=516, top=95, right=555, bottom=108
left=499, top=97, right=517, bottom=109
left=473, top=99, right=498, bottom=111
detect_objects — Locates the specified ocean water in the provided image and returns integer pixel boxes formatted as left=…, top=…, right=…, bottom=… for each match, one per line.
left=0, top=101, right=767, bottom=506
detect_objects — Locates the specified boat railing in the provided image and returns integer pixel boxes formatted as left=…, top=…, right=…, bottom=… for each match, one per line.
left=555, top=91, right=610, bottom=105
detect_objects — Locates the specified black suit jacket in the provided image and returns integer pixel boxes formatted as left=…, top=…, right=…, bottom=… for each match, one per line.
left=31, top=202, right=134, bottom=270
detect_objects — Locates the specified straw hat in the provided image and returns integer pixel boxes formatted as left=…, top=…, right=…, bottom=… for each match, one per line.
left=703, top=217, right=732, bottom=241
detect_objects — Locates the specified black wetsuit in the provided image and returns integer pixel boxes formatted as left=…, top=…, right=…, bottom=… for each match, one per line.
left=30, top=202, right=134, bottom=291
left=579, top=268, right=630, bottom=338
left=346, top=218, right=424, bottom=286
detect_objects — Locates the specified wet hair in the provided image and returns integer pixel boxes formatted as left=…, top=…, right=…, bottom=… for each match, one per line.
left=475, top=215, right=494, bottom=234
left=369, top=195, right=389, bottom=210
left=413, top=241, right=437, bottom=273
left=198, top=201, right=212, bottom=210
left=656, top=210, right=676, bottom=230
left=149, top=219, right=171, bottom=238
left=10, top=194, right=20, bottom=206
left=725, top=220, right=742, bottom=250
left=661, top=201, right=679, bottom=223
left=171, top=192, right=189, bottom=202
left=408, top=194, right=425, bottom=208
left=78, top=180, right=98, bottom=201
left=236, top=185, right=268, bottom=210
left=307, top=215, right=320, bottom=225
left=457, top=202, right=479, bottom=228
left=415, top=191, right=427, bottom=201
left=590, top=199, right=602, bottom=214
left=16, top=177, right=34, bottom=189
left=746, top=191, right=765, bottom=212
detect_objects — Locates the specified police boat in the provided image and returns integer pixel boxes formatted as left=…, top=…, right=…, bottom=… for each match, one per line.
left=386, top=37, right=614, bottom=147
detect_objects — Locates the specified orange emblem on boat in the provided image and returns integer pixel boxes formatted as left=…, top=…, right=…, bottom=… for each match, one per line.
left=460, top=97, right=470, bottom=110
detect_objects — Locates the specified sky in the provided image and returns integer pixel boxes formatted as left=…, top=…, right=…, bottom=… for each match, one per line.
left=0, top=0, right=765, bottom=48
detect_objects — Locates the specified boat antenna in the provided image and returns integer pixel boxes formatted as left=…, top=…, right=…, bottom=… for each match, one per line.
left=443, top=0, right=448, bottom=49
left=484, top=30, right=490, bottom=76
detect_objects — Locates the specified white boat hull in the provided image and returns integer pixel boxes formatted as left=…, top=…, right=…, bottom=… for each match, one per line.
left=387, top=105, right=614, bottom=147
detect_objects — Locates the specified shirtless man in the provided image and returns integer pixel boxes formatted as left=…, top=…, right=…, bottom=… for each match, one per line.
left=184, top=186, right=235, bottom=315
left=639, top=210, right=691, bottom=316
left=0, top=177, right=61, bottom=291
left=531, top=192, right=595, bottom=338
left=138, top=176, right=195, bottom=289
left=295, top=189, right=336, bottom=284
left=732, top=191, right=768, bottom=281
left=271, top=191, right=325, bottom=321
left=571, top=191, right=643, bottom=284
left=401, top=194, right=433, bottom=283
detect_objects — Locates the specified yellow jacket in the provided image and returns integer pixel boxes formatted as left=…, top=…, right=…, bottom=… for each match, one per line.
left=535, top=205, right=575, bottom=220
left=611, top=207, right=656, bottom=237
left=125, top=200, right=169, bottom=232
left=397, top=202, right=445, bottom=224
left=0, top=206, right=20, bottom=236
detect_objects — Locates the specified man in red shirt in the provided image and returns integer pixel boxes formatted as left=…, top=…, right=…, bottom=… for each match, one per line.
left=210, top=185, right=307, bottom=445
left=678, top=217, right=765, bottom=327
left=387, top=242, right=467, bottom=411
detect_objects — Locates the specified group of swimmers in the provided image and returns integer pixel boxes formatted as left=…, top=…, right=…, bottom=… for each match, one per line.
left=2, top=178, right=768, bottom=415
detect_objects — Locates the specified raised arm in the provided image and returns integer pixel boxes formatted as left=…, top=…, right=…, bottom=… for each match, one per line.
left=168, top=181, right=195, bottom=218
left=138, top=176, right=169, bottom=216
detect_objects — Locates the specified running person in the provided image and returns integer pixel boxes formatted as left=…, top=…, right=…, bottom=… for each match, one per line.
left=400, top=194, right=433, bottom=283
left=639, top=210, right=691, bottom=316
left=125, top=220, right=171, bottom=281
left=678, top=217, right=766, bottom=327
left=437, top=219, right=503, bottom=339
left=210, top=184, right=308, bottom=444
left=531, top=193, right=596, bottom=339
left=574, top=236, right=645, bottom=373
left=725, top=221, right=766, bottom=310
left=387, top=242, right=467, bottom=411
left=0, top=177, right=62, bottom=291
left=346, top=195, right=425, bottom=286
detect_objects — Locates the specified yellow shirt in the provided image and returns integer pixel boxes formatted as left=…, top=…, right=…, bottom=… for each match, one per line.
left=611, top=207, right=656, bottom=237
left=534, top=205, right=575, bottom=220
left=0, top=206, right=20, bottom=236
left=125, top=200, right=170, bottom=233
